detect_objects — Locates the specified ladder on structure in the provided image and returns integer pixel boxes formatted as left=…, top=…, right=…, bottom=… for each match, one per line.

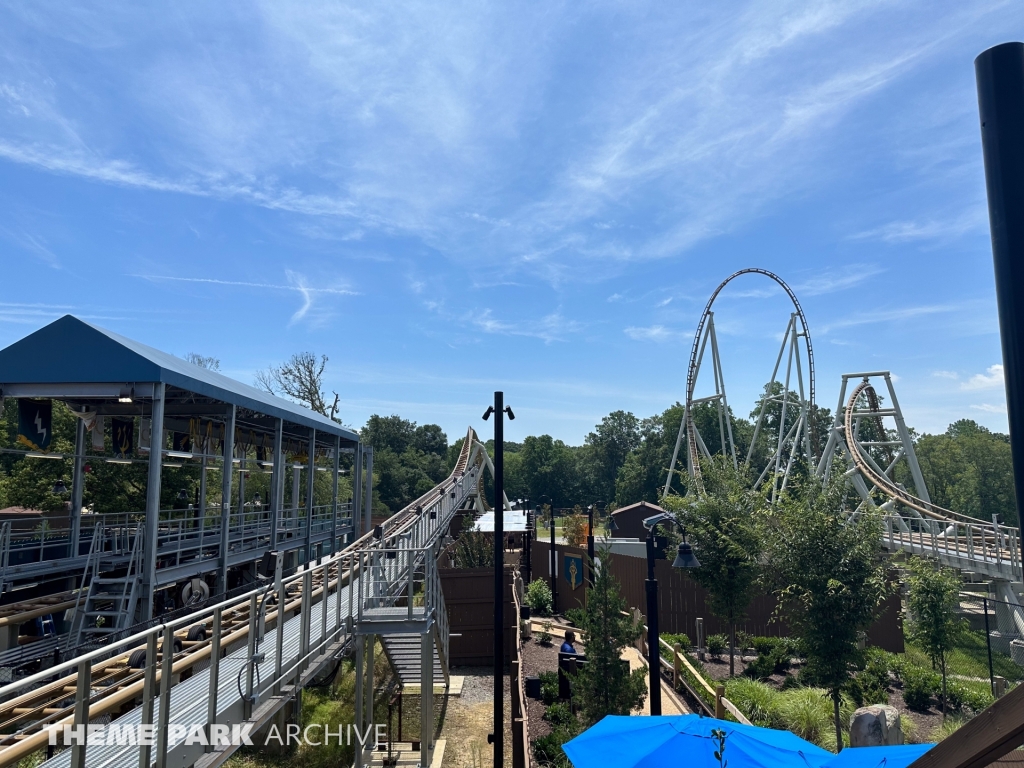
left=70, top=524, right=145, bottom=648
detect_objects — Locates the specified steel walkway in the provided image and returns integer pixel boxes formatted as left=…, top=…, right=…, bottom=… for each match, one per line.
left=0, top=427, right=497, bottom=768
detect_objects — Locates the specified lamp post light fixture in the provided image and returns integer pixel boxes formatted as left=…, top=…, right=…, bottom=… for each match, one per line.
left=642, top=511, right=700, bottom=716
left=52, top=479, right=68, bottom=495
left=538, top=494, right=556, bottom=614
left=176, top=488, right=188, bottom=505
left=482, top=392, right=514, bottom=768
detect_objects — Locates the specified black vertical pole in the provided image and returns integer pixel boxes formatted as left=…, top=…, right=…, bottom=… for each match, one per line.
left=525, top=502, right=532, bottom=583
left=976, top=42, right=1024, bottom=534
left=984, top=596, right=995, bottom=696
left=550, top=512, right=558, bottom=613
left=645, top=531, right=662, bottom=716
left=493, top=391, right=504, bottom=768
left=587, top=506, right=595, bottom=579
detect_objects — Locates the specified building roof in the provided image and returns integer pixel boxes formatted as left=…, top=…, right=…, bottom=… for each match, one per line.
left=610, top=500, right=667, bottom=517
left=0, top=315, right=359, bottom=443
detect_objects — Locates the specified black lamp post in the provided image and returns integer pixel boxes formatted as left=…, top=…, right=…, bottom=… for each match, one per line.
left=585, top=501, right=603, bottom=585
left=524, top=497, right=532, bottom=582
left=642, top=512, right=700, bottom=716
left=539, top=495, right=556, bottom=614
left=483, top=392, right=514, bottom=768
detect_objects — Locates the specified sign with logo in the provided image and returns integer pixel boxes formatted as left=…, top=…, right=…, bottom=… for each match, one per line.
left=564, top=555, right=583, bottom=590
left=17, top=399, right=52, bottom=453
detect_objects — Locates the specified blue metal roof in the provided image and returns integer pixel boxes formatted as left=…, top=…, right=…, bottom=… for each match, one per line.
left=0, top=315, right=359, bottom=443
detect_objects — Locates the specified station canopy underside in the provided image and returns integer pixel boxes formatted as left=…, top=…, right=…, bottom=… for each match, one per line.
left=0, top=315, right=359, bottom=451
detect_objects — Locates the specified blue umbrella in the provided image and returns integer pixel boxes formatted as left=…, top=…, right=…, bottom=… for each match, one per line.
left=819, top=744, right=935, bottom=768
left=562, top=715, right=834, bottom=768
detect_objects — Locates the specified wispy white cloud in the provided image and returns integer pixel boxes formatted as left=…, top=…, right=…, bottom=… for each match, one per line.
left=932, top=370, right=958, bottom=380
left=624, top=325, right=684, bottom=342
left=852, top=209, right=987, bottom=243
left=822, top=304, right=958, bottom=332
left=794, top=264, right=885, bottom=296
left=970, top=402, right=1006, bottom=414
left=470, top=309, right=583, bottom=344
left=961, top=364, right=1003, bottom=391
left=133, top=272, right=356, bottom=327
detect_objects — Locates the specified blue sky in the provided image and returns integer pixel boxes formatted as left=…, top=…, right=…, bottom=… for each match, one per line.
left=0, top=2, right=1021, bottom=445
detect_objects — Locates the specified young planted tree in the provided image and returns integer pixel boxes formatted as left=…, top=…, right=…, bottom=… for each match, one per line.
left=571, top=545, right=647, bottom=725
left=904, top=556, right=965, bottom=717
left=664, top=457, right=762, bottom=676
left=562, top=507, right=590, bottom=549
left=764, top=469, right=890, bottom=751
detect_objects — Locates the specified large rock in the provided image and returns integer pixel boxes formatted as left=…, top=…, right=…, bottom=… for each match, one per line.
left=849, top=705, right=904, bottom=747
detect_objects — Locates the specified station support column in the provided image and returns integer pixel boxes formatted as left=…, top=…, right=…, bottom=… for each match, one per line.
left=70, top=416, right=86, bottom=553
left=305, top=430, right=316, bottom=562
left=218, top=406, right=236, bottom=595
left=331, top=435, right=341, bottom=555
left=270, top=418, right=283, bottom=549
left=352, top=443, right=363, bottom=539
left=363, top=445, right=374, bottom=536
left=142, top=383, right=166, bottom=620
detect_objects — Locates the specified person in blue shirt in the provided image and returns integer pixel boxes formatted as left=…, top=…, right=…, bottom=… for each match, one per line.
left=560, top=630, right=577, bottom=655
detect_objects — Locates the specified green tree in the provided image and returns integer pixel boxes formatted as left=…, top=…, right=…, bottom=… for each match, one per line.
left=570, top=546, right=647, bottom=724
left=763, top=469, right=890, bottom=751
left=584, top=411, right=641, bottom=502
left=911, top=420, right=1017, bottom=527
left=905, top=556, right=966, bottom=717
left=664, top=457, right=763, bottom=676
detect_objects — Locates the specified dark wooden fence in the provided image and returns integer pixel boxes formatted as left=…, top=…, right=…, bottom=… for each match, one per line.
left=439, top=565, right=514, bottom=665
left=531, top=541, right=904, bottom=652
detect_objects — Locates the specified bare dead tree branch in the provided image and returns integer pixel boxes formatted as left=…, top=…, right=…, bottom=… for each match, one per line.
left=255, top=352, right=336, bottom=419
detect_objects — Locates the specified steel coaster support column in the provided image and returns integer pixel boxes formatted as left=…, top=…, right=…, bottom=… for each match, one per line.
left=270, top=418, right=283, bottom=549
left=352, top=443, right=363, bottom=539
left=354, top=635, right=365, bottom=768
left=305, top=430, right=316, bottom=562
left=708, top=317, right=738, bottom=469
left=421, top=628, right=434, bottom=767
left=70, top=416, right=85, bottom=554
left=69, top=658, right=92, bottom=768
left=206, top=607, right=222, bottom=751
left=363, top=446, right=374, bottom=536
left=219, top=405, right=236, bottom=595
left=364, top=633, right=375, bottom=742
left=156, top=624, right=175, bottom=768
left=139, top=632, right=158, bottom=768
left=664, top=402, right=687, bottom=495
left=977, top=42, right=1024, bottom=541
left=746, top=314, right=792, bottom=470
left=331, top=435, right=341, bottom=554
left=143, top=382, right=166, bottom=620
left=881, top=374, right=932, bottom=505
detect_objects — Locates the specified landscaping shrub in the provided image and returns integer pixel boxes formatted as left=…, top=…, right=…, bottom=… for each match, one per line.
left=539, top=671, right=560, bottom=705
left=776, top=688, right=853, bottom=751
left=845, top=652, right=891, bottom=706
left=533, top=732, right=572, bottom=767
left=943, top=680, right=993, bottom=714
left=543, top=702, right=574, bottom=727
left=725, top=678, right=779, bottom=728
left=661, top=632, right=691, bottom=652
left=706, top=633, right=727, bottom=659
left=744, top=638, right=794, bottom=679
left=902, top=667, right=940, bottom=711
left=526, top=579, right=553, bottom=616
left=735, top=630, right=751, bottom=653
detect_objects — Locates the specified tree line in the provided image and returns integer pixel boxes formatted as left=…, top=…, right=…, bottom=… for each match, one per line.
left=1, top=349, right=1016, bottom=530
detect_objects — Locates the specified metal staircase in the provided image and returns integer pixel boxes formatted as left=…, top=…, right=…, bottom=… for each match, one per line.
left=381, top=633, right=446, bottom=686
left=70, top=523, right=144, bottom=648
